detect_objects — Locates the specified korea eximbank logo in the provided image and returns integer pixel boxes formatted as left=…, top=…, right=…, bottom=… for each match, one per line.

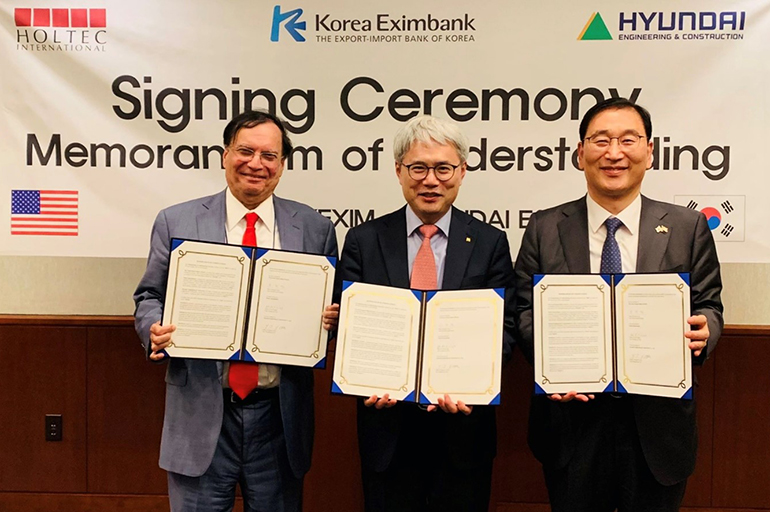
left=14, top=7, right=107, bottom=52
left=578, top=12, right=612, bottom=40
left=271, top=5, right=306, bottom=42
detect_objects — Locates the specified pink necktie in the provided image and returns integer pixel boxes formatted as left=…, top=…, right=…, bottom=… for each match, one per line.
left=229, top=212, right=260, bottom=399
left=410, top=224, right=439, bottom=290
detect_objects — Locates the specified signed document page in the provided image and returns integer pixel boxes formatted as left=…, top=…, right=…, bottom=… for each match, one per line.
left=245, top=249, right=335, bottom=367
left=333, top=282, right=421, bottom=401
left=419, top=288, right=503, bottom=405
left=163, top=240, right=251, bottom=359
left=533, top=274, right=613, bottom=395
left=615, top=273, right=691, bottom=398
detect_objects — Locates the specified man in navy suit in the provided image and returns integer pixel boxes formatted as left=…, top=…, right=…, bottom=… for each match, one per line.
left=514, top=98, right=723, bottom=512
left=134, top=110, right=338, bottom=512
left=335, top=115, right=516, bottom=512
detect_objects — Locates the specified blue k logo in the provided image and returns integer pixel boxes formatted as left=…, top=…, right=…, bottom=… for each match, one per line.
left=271, top=5, right=306, bottom=42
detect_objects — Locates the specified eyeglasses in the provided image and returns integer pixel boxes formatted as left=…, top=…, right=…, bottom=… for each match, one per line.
left=231, top=146, right=282, bottom=165
left=584, top=133, right=646, bottom=149
left=400, top=162, right=463, bottom=182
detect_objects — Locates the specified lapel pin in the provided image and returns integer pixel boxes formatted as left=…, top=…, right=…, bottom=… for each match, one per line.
left=655, top=225, right=668, bottom=233
left=465, top=237, right=471, bottom=242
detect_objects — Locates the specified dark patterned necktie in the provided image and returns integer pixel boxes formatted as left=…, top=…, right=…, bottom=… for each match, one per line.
left=600, top=217, right=623, bottom=274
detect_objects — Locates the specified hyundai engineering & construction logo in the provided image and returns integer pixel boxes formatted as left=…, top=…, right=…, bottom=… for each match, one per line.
left=14, top=7, right=107, bottom=52
left=579, top=10, right=746, bottom=42
left=270, top=4, right=477, bottom=44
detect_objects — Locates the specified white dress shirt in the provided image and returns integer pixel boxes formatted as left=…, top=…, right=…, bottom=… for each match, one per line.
left=586, top=193, right=641, bottom=274
left=223, top=188, right=281, bottom=389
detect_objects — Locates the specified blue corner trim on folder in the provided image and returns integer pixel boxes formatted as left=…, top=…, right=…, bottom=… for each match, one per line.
left=242, top=351, right=256, bottom=363
left=256, top=248, right=269, bottom=259
left=242, top=246, right=253, bottom=258
left=603, top=381, right=615, bottom=393
left=171, top=239, right=184, bottom=251
left=403, top=390, right=416, bottom=403
left=326, top=256, right=337, bottom=267
left=534, top=383, right=547, bottom=395
left=342, top=280, right=354, bottom=292
left=419, top=392, right=431, bottom=405
left=679, top=272, right=691, bottom=286
left=489, top=393, right=501, bottom=405
left=493, top=288, right=505, bottom=299
left=616, top=382, right=628, bottom=394
left=331, top=381, right=344, bottom=394
left=615, top=273, right=626, bottom=285
left=425, top=291, right=437, bottom=302
left=229, top=350, right=241, bottom=361
left=533, top=274, right=545, bottom=286
left=160, top=349, right=170, bottom=358
left=601, top=274, right=613, bottom=286
left=681, top=387, right=693, bottom=400
left=411, top=290, right=423, bottom=301
left=313, top=357, right=326, bottom=369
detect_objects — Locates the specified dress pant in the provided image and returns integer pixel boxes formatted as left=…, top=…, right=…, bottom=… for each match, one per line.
left=362, top=405, right=493, bottom=512
left=167, top=391, right=302, bottom=512
left=543, top=395, right=687, bottom=512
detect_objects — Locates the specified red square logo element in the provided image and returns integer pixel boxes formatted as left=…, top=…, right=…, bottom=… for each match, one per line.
left=15, top=8, right=32, bottom=26
left=89, top=8, right=106, bottom=28
left=71, top=9, right=88, bottom=27
left=33, top=8, right=50, bottom=27
left=52, top=9, right=69, bottom=27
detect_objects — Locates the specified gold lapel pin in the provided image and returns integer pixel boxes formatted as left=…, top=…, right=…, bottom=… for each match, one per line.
left=465, top=237, right=472, bottom=242
left=655, top=225, right=668, bottom=233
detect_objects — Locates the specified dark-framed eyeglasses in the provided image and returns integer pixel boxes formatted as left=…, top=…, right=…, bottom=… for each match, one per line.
left=400, top=162, right=463, bottom=182
left=584, top=133, right=646, bottom=149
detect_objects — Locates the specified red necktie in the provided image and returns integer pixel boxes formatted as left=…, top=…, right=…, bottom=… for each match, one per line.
left=410, top=224, right=439, bottom=290
left=229, top=212, right=260, bottom=399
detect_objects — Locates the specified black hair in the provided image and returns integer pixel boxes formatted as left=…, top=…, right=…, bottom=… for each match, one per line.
left=222, top=110, right=293, bottom=158
left=579, top=97, right=652, bottom=140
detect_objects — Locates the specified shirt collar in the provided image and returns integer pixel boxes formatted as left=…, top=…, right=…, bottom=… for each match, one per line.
left=405, top=206, right=451, bottom=237
left=225, top=188, right=275, bottom=234
left=586, top=193, right=641, bottom=235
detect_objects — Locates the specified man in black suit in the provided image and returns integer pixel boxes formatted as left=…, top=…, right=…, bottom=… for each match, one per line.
left=514, top=98, right=723, bottom=512
left=336, top=115, right=516, bottom=512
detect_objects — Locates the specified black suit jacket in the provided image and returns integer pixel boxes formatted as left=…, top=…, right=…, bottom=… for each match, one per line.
left=335, top=206, right=516, bottom=472
left=514, top=195, right=723, bottom=485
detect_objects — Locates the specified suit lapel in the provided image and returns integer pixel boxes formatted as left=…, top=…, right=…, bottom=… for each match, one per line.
left=273, top=196, right=303, bottom=252
left=442, top=208, right=475, bottom=289
left=558, top=198, right=591, bottom=273
left=636, top=196, right=670, bottom=272
left=378, top=207, right=410, bottom=288
left=197, top=190, right=227, bottom=243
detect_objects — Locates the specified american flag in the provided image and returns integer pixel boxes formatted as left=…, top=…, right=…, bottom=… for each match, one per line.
left=11, top=190, right=79, bottom=236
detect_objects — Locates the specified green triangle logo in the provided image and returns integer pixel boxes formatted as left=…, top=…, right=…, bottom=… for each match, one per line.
left=579, top=12, right=613, bottom=40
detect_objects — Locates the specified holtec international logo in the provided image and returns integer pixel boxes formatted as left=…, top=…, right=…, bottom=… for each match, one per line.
left=271, top=5, right=306, bottom=42
left=14, top=7, right=107, bottom=52
left=578, top=12, right=612, bottom=40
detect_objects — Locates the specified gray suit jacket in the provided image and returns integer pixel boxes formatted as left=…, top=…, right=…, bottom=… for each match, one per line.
left=514, top=195, right=723, bottom=485
left=133, top=190, right=337, bottom=478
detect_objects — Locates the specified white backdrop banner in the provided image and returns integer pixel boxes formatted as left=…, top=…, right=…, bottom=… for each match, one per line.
left=1, top=0, right=768, bottom=262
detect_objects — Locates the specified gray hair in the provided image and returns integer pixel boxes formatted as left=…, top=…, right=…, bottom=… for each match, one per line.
left=392, top=115, right=469, bottom=163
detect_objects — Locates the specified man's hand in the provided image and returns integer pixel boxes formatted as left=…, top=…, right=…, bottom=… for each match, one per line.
left=364, top=394, right=398, bottom=409
left=548, top=390, right=595, bottom=403
left=149, top=322, right=175, bottom=361
left=685, top=314, right=709, bottom=357
left=427, top=394, right=473, bottom=415
left=322, top=304, right=340, bottom=331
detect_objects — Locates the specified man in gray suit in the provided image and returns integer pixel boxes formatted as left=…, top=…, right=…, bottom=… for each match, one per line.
left=134, top=110, right=338, bottom=512
left=514, top=98, right=723, bottom=512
